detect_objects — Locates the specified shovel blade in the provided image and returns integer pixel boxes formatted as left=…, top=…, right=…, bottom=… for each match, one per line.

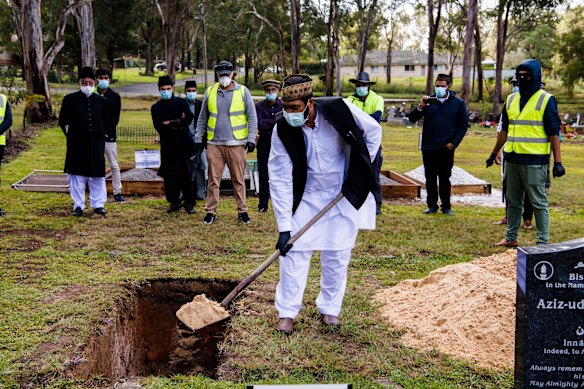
left=176, top=294, right=230, bottom=331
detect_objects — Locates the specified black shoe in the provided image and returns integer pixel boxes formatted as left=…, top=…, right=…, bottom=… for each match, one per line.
left=442, top=208, right=454, bottom=216
left=258, top=205, right=268, bottom=213
left=203, top=213, right=217, bottom=224
left=114, top=194, right=126, bottom=203
left=93, top=207, right=107, bottom=217
left=184, top=205, right=195, bottom=214
left=73, top=207, right=83, bottom=217
left=0, top=208, right=5, bottom=217
left=423, top=207, right=438, bottom=214
left=167, top=204, right=181, bottom=213
left=237, top=212, right=252, bottom=224
left=376, top=203, right=382, bottom=215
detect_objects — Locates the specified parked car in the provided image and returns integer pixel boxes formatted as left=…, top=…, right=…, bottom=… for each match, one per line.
left=154, top=61, right=182, bottom=72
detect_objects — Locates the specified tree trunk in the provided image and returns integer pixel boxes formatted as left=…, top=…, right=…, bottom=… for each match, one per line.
left=244, top=50, right=251, bottom=86
left=460, top=0, right=476, bottom=104
left=74, top=2, right=95, bottom=68
left=12, top=0, right=88, bottom=122
left=386, top=42, right=392, bottom=84
left=289, top=0, right=301, bottom=73
left=493, top=0, right=510, bottom=118
left=426, top=0, right=443, bottom=95
left=474, top=20, right=483, bottom=101
left=156, top=0, right=185, bottom=82
left=325, top=0, right=338, bottom=96
left=357, top=0, right=377, bottom=73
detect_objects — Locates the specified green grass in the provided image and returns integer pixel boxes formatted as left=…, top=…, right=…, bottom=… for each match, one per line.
left=1, top=101, right=583, bottom=388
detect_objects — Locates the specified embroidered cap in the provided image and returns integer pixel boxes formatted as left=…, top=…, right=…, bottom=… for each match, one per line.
left=260, top=79, right=281, bottom=89
left=281, top=74, right=313, bottom=101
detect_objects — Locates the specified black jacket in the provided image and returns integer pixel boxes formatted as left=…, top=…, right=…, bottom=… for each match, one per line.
left=151, top=96, right=195, bottom=177
left=100, top=88, right=121, bottom=142
left=408, top=90, right=468, bottom=150
left=276, top=97, right=376, bottom=213
left=59, top=91, right=109, bottom=177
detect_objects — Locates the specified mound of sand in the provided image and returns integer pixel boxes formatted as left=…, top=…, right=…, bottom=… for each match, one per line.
left=374, top=250, right=517, bottom=370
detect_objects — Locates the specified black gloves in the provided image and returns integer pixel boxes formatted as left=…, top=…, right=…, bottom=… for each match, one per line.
left=486, top=153, right=497, bottom=168
left=276, top=231, right=292, bottom=256
left=245, top=142, right=255, bottom=153
left=553, top=162, right=565, bottom=178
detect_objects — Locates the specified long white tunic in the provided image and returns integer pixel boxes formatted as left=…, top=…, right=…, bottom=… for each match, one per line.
left=268, top=99, right=382, bottom=251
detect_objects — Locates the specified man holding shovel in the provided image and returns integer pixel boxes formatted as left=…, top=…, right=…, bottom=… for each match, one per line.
left=268, top=75, right=381, bottom=334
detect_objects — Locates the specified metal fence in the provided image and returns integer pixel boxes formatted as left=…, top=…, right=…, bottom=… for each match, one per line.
left=116, top=125, right=159, bottom=143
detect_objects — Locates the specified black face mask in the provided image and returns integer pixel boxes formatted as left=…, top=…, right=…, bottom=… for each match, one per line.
left=518, top=77, right=531, bottom=91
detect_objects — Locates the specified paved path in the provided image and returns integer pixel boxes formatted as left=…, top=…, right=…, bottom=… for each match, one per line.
left=49, top=72, right=215, bottom=98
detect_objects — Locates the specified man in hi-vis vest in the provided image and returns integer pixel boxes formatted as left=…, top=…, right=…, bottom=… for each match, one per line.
left=0, top=93, right=13, bottom=217
left=194, top=60, right=257, bottom=224
left=488, top=59, right=565, bottom=247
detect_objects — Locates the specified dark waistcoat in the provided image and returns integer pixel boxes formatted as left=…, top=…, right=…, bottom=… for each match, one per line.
left=276, top=97, right=376, bottom=213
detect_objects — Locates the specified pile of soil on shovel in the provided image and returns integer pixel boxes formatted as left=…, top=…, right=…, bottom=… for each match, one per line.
left=374, top=250, right=517, bottom=370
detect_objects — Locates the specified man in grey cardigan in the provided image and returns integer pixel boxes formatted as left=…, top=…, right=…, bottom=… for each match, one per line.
left=195, top=61, right=257, bottom=224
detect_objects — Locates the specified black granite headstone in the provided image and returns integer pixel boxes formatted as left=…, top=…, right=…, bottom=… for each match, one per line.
left=515, top=238, right=584, bottom=389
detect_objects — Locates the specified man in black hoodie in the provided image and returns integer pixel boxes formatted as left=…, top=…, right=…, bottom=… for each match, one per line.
left=408, top=74, right=468, bottom=216
left=487, top=59, right=564, bottom=247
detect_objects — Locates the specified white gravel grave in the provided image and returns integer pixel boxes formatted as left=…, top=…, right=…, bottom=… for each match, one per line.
left=404, top=165, right=504, bottom=208
left=119, top=168, right=163, bottom=181
left=404, top=165, right=489, bottom=185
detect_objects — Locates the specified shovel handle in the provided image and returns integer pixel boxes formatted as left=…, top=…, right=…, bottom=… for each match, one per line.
left=220, top=192, right=344, bottom=308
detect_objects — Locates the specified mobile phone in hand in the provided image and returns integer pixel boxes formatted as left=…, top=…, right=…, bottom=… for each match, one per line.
left=426, top=97, right=440, bottom=104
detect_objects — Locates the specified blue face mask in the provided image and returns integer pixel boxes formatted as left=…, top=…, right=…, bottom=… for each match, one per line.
left=283, top=105, right=309, bottom=127
left=356, top=86, right=369, bottom=97
left=160, top=90, right=173, bottom=100
left=265, top=92, right=278, bottom=102
left=186, top=92, right=197, bottom=101
left=513, top=86, right=520, bottom=93
left=97, top=79, right=109, bottom=90
left=435, top=86, right=447, bottom=98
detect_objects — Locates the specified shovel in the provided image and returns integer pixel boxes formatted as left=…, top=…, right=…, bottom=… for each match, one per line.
left=176, top=192, right=344, bottom=331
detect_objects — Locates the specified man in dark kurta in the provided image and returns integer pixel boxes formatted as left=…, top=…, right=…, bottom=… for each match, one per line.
left=151, top=75, right=195, bottom=213
left=59, top=66, right=109, bottom=217
left=255, top=79, right=282, bottom=213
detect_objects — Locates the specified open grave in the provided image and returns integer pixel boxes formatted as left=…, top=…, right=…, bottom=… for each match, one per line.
left=68, top=278, right=238, bottom=382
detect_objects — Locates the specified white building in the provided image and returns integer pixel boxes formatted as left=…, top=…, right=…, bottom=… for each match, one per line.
left=340, top=50, right=464, bottom=81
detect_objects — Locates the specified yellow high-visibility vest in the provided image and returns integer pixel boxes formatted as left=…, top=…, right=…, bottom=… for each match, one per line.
left=0, top=94, right=7, bottom=146
left=347, top=90, right=384, bottom=116
left=504, top=89, right=552, bottom=156
left=205, top=83, right=248, bottom=141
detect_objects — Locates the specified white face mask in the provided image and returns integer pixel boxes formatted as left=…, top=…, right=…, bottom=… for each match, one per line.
left=80, top=85, right=94, bottom=96
left=186, top=92, right=197, bottom=101
left=219, top=76, right=232, bottom=88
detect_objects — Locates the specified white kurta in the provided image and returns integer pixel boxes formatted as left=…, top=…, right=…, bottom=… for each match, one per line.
left=268, top=99, right=382, bottom=251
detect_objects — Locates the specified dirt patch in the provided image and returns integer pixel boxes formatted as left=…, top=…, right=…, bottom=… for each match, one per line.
left=0, top=228, right=66, bottom=253
left=3, top=123, right=51, bottom=161
left=374, top=250, right=517, bottom=370
left=67, top=278, right=238, bottom=383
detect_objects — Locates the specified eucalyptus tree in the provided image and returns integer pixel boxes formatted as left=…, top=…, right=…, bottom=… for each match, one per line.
left=8, top=0, right=91, bottom=122
left=490, top=0, right=563, bottom=117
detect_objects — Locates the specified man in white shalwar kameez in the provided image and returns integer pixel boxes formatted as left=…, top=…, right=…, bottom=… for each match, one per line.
left=268, top=75, right=381, bottom=334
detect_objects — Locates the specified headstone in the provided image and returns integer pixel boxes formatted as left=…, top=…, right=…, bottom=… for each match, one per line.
left=515, top=238, right=584, bottom=388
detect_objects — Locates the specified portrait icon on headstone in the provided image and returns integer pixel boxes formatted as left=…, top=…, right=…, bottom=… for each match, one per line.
left=534, top=261, right=554, bottom=281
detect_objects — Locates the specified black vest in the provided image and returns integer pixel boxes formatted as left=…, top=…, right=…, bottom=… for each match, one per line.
left=276, top=97, right=377, bottom=213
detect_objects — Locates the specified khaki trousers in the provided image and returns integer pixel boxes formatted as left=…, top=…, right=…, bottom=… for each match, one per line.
left=205, top=144, right=248, bottom=213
